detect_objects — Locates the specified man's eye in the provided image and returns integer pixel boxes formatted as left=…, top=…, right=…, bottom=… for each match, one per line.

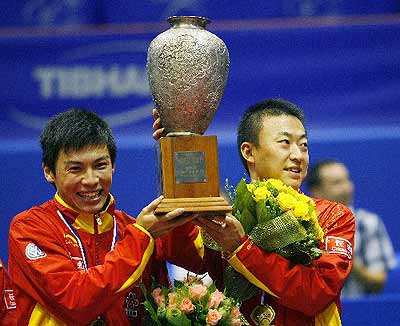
left=67, top=166, right=80, bottom=172
left=96, top=162, right=108, bottom=169
left=279, top=139, right=290, bottom=144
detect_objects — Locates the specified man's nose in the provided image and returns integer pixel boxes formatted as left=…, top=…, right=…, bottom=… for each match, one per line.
left=290, top=144, right=302, bottom=160
left=81, top=169, right=99, bottom=185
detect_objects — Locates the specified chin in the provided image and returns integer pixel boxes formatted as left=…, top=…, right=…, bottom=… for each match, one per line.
left=78, top=200, right=106, bottom=214
left=285, top=180, right=301, bottom=190
left=82, top=207, right=103, bottom=215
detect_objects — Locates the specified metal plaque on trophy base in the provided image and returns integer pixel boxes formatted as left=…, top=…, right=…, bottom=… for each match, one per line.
left=154, top=135, right=231, bottom=214
left=147, top=15, right=232, bottom=215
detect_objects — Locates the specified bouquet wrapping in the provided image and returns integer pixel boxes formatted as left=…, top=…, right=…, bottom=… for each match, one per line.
left=141, top=275, right=249, bottom=326
left=221, top=178, right=325, bottom=302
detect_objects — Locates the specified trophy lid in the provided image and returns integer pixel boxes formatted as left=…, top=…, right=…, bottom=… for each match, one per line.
left=167, top=16, right=210, bottom=29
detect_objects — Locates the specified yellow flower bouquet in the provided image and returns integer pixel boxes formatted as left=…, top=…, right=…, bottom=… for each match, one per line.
left=222, top=178, right=325, bottom=301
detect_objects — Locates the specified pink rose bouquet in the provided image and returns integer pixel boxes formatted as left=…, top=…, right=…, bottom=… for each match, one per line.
left=140, top=275, right=248, bottom=325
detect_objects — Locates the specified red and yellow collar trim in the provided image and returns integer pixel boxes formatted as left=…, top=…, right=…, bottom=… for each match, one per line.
left=54, top=193, right=115, bottom=234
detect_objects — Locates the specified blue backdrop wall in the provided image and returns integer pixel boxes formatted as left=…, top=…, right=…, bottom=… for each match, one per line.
left=1, top=14, right=400, bottom=265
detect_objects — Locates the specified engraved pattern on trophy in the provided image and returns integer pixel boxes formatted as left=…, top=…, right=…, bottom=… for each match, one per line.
left=147, top=16, right=229, bottom=135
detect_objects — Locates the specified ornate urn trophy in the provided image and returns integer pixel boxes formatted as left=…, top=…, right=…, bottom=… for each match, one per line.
left=147, top=16, right=232, bottom=215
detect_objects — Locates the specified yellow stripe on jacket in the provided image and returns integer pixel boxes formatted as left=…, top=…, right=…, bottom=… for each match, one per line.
left=315, top=302, right=342, bottom=326
left=228, top=242, right=279, bottom=298
left=29, top=303, right=66, bottom=326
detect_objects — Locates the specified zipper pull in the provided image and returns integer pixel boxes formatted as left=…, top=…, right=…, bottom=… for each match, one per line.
left=95, top=214, right=102, bottom=225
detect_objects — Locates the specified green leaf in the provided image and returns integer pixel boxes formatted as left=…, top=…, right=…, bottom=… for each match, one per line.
left=240, top=207, right=257, bottom=234
left=174, top=279, right=184, bottom=289
left=255, top=200, right=272, bottom=224
left=139, top=283, right=162, bottom=326
left=142, top=301, right=162, bottom=326
left=208, top=282, right=216, bottom=293
left=242, top=193, right=256, bottom=217
left=267, top=197, right=282, bottom=217
left=166, top=307, right=191, bottom=326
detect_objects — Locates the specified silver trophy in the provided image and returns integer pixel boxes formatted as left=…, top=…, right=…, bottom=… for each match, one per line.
left=147, top=16, right=231, bottom=217
left=147, top=16, right=230, bottom=135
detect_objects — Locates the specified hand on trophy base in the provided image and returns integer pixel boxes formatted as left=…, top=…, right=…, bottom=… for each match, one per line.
left=195, top=214, right=245, bottom=254
left=154, top=196, right=231, bottom=215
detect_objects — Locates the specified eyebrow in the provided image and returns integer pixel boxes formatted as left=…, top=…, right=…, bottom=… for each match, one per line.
left=278, top=131, right=308, bottom=139
left=63, top=155, right=111, bottom=165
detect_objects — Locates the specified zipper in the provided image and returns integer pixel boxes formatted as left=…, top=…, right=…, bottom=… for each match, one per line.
left=95, top=213, right=102, bottom=227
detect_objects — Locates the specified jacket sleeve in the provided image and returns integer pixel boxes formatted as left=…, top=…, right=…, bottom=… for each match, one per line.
left=8, top=213, right=154, bottom=324
left=0, top=260, right=17, bottom=326
left=227, top=202, right=355, bottom=316
left=155, top=222, right=207, bottom=274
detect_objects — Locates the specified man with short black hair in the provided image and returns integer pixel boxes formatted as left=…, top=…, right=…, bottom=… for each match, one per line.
left=8, top=108, right=205, bottom=325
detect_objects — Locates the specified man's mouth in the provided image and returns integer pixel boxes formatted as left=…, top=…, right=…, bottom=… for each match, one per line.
left=285, top=167, right=301, bottom=174
left=77, top=190, right=102, bottom=200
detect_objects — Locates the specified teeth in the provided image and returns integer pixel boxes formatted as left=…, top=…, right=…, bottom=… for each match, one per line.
left=79, top=191, right=101, bottom=199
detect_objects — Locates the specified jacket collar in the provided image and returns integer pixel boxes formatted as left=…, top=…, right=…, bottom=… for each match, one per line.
left=54, top=193, right=116, bottom=234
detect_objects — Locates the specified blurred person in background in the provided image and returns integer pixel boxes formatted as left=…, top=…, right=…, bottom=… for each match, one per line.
left=307, top=159, right=397, bottom=297
left=8, top=108, right=206, bottom=325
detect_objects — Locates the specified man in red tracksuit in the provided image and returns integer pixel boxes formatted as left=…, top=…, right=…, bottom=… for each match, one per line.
left=0, top=259, right=16, bottom=326
left=8, top=109, right=205, bottom=325
left=186, top=99, right=355, bottom=325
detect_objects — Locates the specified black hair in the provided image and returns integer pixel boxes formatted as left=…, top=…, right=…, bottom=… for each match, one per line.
left=40, top=108, right=117, bottom=174
left=237, top=98, right=306, bottom=174
left=306, top=159, right=342, bottom=190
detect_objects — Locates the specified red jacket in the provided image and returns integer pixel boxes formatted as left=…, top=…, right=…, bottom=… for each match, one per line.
left=8, top=194, right=204, bottom=325
left=206, top=199, right=355, bottom=326
left=0, top=259, right=16, bottom=326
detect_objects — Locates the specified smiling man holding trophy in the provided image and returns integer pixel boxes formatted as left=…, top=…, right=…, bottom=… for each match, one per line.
left=147, top=16, right=232, bottom=216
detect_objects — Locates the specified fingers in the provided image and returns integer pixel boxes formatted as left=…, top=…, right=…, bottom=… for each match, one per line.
left=152, top=108, right=159, bottom=119
left=196, top=217, right=223, bottom=233
left=225, top=215, right=245, bottom=238
left=153, top=127, right=165, bottom=141
left=152, top=108, right=165, bottom=140
left=165, top=208, right=185, bottom=220
left=166, top=213, right=199, bottom=230
left=194, top=216, right=211, bottom=227
left=141, top=195, right=163, bottom=214
left=152, top=116, right=161, bottom=130
left=150, top=211, right=198, bottom=238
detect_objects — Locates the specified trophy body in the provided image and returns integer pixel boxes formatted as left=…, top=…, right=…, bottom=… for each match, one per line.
left=147, top=16, right=231, bottom=214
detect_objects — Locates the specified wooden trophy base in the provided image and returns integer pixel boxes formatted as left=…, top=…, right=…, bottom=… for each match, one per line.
left=155, top=135, right=232, bottom=215
left=155, top=196, right=232, bottom=215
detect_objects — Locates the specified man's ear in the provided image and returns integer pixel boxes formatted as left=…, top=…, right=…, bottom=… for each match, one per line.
left=43, top=164, right=55, bottom=184
left=240, top=142, right=255, bottom=164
